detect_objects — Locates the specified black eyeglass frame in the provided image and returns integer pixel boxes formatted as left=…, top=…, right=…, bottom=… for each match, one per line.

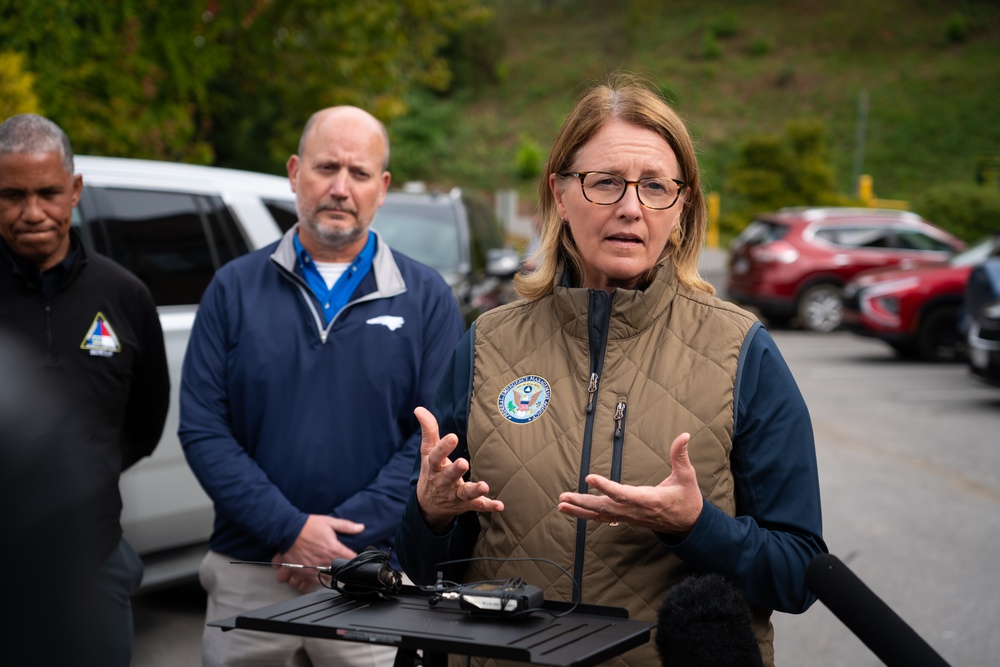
left=558, top=171, right=688, bottom=210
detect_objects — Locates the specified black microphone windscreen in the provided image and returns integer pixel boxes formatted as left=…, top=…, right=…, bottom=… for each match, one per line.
left=805, top=554, right=950, bottom=667
left=655, top=573, right=763, bottom=667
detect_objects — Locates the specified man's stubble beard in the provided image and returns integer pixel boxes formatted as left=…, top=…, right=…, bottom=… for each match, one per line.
left=299, top=204, right=369, bottom=252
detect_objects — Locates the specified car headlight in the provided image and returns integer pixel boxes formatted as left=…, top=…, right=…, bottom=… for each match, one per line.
left=982, top=302, right=1000, bottom=321
left=859, top=277, right=919, bottom=327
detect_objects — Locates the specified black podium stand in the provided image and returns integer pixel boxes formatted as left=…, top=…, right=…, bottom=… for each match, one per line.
left=210, top=585, right=653, bottom=666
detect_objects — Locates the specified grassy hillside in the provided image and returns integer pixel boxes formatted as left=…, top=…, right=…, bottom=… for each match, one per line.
left=391, top=0, right=1000, bottom=230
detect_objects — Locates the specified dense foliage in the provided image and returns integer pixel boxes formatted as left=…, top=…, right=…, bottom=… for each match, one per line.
left=2, top=0, right=998, bottom=239
left=0, top=51, right=39, bottom=118
left=0, top=0, right=490, bottom=170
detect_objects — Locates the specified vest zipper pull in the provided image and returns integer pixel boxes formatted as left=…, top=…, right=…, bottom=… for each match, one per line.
left=586, top=372, right=599, bottom=413
left=614, top=401, right=625, bottom=437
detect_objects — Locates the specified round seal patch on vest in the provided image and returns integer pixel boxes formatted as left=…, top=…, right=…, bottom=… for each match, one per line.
left=498, top=375, right=550, bottom=424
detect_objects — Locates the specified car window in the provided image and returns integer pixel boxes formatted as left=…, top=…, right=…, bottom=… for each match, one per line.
left=894, top=229, right=953, bottom=252
left=816, top=226, right=894, bottom=248
left=373, top=202, right=461, bottom=275
left=462, top=194, right=504, bottom=271
left=736, top=220, right=787, bottom=246
left=264, top=198, right=299, bottom=233
left=80, top=187, right=248, bottom=306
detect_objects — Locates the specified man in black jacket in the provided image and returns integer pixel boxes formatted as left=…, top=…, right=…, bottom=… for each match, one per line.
left=0, top=113, right=170, bottom=666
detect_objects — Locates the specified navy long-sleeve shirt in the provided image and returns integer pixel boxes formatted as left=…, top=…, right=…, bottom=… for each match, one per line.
left=180, top=228, right=464, bottom=562
left=396, top=323, right=826, bottom=613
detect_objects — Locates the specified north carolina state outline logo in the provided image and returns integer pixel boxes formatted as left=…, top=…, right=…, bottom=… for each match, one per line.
left=497, top=375, right=550, bottom=424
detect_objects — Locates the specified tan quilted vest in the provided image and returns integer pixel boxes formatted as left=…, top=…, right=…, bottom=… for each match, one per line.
left=460, top=263, right=772, bottom=667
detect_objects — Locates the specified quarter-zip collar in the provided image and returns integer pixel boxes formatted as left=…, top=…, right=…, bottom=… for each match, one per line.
left=550, top=258, right=680, bottom=341
left=268, top=224, right=406, bottom=342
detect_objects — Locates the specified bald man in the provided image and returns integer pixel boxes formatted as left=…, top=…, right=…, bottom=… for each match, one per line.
left=179, top=107, right=464, bottom=666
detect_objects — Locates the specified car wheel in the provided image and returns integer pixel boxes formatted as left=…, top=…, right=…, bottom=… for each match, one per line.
left=917, top=307, right=966, bottom=362
left=797, top=284, right=843, bottom=333
left=890, top=341, right=920, bottom=359
left=755, top=309, right=793, bottom=329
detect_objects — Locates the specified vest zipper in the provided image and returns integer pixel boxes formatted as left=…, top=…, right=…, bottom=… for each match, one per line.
left=585, top=372, right=598, bottom=413
left=573, top=289, right=614, bottom=603
left=610, top=399, right=626, bottom=483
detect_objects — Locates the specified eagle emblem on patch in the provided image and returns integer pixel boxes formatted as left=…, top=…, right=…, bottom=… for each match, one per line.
left=80, top=312, right=121, bottom=357
left=498, top=375, right=550, bottom=424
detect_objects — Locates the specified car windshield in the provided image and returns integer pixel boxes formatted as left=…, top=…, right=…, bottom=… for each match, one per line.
left=950, top=236, right=998, bottom=267
left=264, top=196, right=462, bottom=275
left=372, top=201, right=461, bottom=275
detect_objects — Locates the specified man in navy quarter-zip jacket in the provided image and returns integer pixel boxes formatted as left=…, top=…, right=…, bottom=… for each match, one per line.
left=179, top=105, right=464, bottom=667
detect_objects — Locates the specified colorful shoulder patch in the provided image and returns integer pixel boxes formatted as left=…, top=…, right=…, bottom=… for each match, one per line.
left=80, top=312, right=121, bottom=357
left=498, top=375, right=550, bottom=424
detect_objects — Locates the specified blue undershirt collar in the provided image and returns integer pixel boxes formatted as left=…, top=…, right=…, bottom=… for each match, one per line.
left=294, top=230, right=376, bottom=325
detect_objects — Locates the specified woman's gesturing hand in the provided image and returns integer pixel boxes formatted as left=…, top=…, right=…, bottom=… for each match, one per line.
left=556, top=432, right=703, bottom=536
left=413, top=406, right=504, bottom=533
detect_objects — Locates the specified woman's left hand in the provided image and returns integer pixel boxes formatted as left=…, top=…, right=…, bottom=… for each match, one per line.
left=556, top=432, right=703, bottom=536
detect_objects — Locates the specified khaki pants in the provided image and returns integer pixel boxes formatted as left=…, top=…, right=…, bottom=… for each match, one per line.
left=199, top=550, right=398, bottom=667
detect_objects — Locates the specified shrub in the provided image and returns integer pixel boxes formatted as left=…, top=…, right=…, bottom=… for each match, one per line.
left=701, top=31, right=723, bottom=59
left=514, top=136, right=544, bottom=182
left=913, top=183, right=1000, bottom=241
left=748, top=37, right=774, bottom=57
left=944, top=13, right=969, bottom=44
left=708, top=14, right=740, bottom=39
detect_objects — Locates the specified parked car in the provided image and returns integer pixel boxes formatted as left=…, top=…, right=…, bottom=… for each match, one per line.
left=266, top=185, right=521, bottom=325
left=841, top=236, right=996, bottom=361
left=965, top=236, right=1000, bottom=386
left=726, top=207, right=966, bottom=332
left=71, top=156, right=518, bottom=590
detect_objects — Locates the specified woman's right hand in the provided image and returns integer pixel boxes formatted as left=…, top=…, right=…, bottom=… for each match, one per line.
left=413, top=406, right=504, bottom=532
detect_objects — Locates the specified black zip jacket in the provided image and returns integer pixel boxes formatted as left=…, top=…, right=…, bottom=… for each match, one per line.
left=0, top=231, right=169, bottom=564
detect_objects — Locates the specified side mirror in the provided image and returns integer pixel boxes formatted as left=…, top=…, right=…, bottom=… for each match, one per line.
left=485, top=248, right=522, bottom=278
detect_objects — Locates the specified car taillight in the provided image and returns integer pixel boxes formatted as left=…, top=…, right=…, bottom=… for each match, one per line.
left=750, top=241, right=799, bottom=264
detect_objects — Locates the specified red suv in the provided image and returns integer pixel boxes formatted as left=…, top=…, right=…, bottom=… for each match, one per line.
left=726, top=207, right=966, bottom=332
left=842, top=237, right=995, bottom=361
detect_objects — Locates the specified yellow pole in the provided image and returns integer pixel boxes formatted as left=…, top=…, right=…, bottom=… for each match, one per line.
left=706, top=192, right=720, bottom=249
left=858, top=174, right=873, bottom=205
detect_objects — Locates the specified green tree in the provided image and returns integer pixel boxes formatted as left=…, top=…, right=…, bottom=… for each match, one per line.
left=0, top=1, right=227, bottom=162
left=0, top=0, right=490, bottom=171
left=725, top=119, right=845, bottom=231
left=0, top=51, right=40, bottom=119
left=201, top=0, right=493, bottom=173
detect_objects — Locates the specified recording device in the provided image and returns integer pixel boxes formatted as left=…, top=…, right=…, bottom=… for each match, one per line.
left=457, top=581, right=544, bottom=616
left=654, top=573, right=763, bottom=667
left=231, top=546, right=402, bottom=598
left=805, top=553, right=951, bottom=667
left=429, top=579, right=544, bottom=617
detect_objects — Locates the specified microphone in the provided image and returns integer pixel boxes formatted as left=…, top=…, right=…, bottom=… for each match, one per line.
left=805, top=554, right=951, bottom=667
left=655, top=573, right=763, bottom=667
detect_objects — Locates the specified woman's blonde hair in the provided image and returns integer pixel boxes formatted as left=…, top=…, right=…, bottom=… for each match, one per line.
left=514, top=72, right=713, bottom=300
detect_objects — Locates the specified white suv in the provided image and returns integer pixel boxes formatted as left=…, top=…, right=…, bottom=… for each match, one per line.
left=74, top=156, right=519, bottom=590
left=74, top=156, right=295, bottom=590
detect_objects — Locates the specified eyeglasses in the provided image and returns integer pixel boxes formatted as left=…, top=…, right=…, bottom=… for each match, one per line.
left=559, top=171, right=687, bottom=210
